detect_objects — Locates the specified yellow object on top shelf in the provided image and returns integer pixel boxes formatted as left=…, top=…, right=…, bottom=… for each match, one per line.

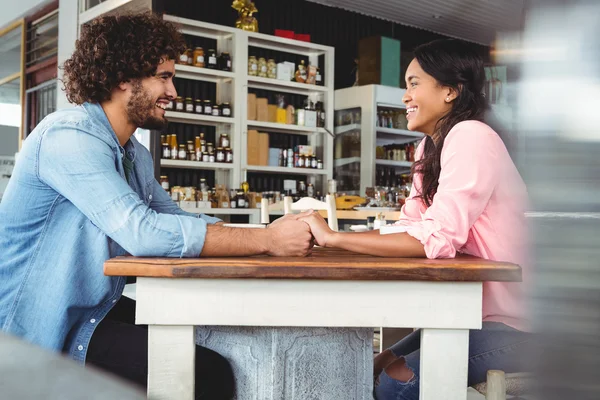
left=335, top=195, right=366, bottom=210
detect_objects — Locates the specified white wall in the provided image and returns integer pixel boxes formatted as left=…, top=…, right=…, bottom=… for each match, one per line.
left=0, top=125, right=19, bottom=157
left=0, top=0, right=53, bottom=30
left=56, top=0, right=80, bottom=109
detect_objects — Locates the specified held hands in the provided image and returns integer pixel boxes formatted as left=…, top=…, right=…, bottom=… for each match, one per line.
left=266, top=211, right=314, bottom=257
left=297, top=210, right=335, bottom=248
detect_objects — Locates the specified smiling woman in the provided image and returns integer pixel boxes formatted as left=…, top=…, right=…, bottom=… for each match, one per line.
left=297, top=38, right=530, bottom=400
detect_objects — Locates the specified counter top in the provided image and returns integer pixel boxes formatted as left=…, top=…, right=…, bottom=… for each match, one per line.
left=105, top=247, right=521, bottom=282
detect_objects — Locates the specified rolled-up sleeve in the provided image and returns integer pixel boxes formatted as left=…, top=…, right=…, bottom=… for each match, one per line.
left=400, top=123, right=502, bottom=258
left=38, top=127, right=209, bottom=257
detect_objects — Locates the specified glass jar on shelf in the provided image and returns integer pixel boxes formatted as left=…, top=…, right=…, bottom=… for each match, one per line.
left=174, top=96, right=184, bottom=112
left=221, top=102, right=232, bottom=117
left=184, top=97, right=194, bottom=113
left=206, top=49, right=218, bottom=69
left=219, top=52, right=232, bottom=71
left=219, top=133, right=230, bottom=148
left=178, top=144, right=186, bottom=160
left=160, top=176, right=169, bottom=191
left=267, top=59, right=277, bottom=79
left=178, top=48, right=192, bottom=65
left=258, top=57, right=268, bottom=78
left=212, top=104, right=221, bottom=117
left=194, top=99, right=203, bottom=114
left=193, top=47, right=205, bottom=67
left=216, top=147, right=225, bottom=163
left=248, top=56, right=258, bottom=76
left=225, top=147, right=233, bottom=163
left=203, top=99, right=212, bottom=115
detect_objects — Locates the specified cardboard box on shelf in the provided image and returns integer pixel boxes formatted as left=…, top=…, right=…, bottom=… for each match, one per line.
left=258, top=132, right=270, bottom=166
left=275, top=29, right=294, bottom=39
left=277, top=62, right=293, bottom=81
left=305, top=110, right=317, bottom=128
left=247, top=93, right=257, bottom=120
left=268, top=105, right=278, bottom=122
left=298, top=145, right=313, bottom=156
left=286, top=105, right=295, bottom=124
left=180, top=200, right=196, bottom=209
left=358, top=36, right=401, bottom=87
left=247, top=130, right=260, bottom=165
left=256, top=98, right=269, bottom=121
left=276, top=108, right=287, bottom=124
left=269, top=148, right=281, bottom=166
left=247, top=192, right=258, bottom=209
left=294, top=33, right=311, bottom=42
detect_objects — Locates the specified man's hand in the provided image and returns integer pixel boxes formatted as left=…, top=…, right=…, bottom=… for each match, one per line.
left=297, top=210, right=335, bottom=248
left=266, top=211, right=314, bottom=257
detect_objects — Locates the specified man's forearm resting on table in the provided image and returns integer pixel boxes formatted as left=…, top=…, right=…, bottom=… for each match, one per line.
left=200, top=225, right=270, bottom=257
left=327, top=231, right=426, bottom=258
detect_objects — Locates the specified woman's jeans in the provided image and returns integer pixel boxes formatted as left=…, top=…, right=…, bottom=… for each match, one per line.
left=374, top=322, right=531, bottom=400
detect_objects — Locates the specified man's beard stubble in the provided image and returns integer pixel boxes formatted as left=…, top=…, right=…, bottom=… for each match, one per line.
left=126, top=80, right=167, bottom=130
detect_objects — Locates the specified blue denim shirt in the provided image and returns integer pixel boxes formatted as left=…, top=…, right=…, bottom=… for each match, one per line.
left=0, top=102, right=220, bottom=364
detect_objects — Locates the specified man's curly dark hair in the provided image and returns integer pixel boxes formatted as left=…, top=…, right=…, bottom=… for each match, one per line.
left=62, top=12, right=186, bottom=105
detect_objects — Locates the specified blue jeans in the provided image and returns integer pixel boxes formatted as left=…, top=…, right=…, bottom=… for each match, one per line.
left=374, top=322, right=531, bottom=400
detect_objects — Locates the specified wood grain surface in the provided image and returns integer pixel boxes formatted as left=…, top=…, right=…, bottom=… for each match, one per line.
left=104, top=247, right=521, bottom=282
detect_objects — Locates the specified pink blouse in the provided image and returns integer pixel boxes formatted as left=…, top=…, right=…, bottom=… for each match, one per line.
left=395, top=120, right=529, bottom=331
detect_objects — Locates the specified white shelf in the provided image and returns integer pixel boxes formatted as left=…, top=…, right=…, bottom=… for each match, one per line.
left=334, top=124, right=361, bottom=135
left=377, top=102, right=407, bottom=110
left=246, top=165, right=328, bottom=175
left=246, top=31, right=330, bottom=56
left=334, top=157, right=361, bottom=168
left=164, top=15, right=237, bottom=40
left=376, top=127, right=423, bottom=138
left=175, top=64, right=235, bottom=83
left=247, top=76, right=328, bottom=95
left=247, top=120, right=326, bottom=135
left=80, top=0, right=150, bottom=24
left=165, top=111, right=235, bottom=126
left=161, top=159, right=234, bottom=170
left=180, top=207, right=258, bottom=215
left=375, top=159, right=413, bottom=168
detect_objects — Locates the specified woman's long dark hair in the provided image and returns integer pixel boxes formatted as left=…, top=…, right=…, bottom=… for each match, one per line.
left=411, top=39, right=488, bottom=206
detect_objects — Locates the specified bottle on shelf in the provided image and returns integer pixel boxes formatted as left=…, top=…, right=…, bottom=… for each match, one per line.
left=241, top=169, right=249, bottom=194
left=316, top=67, right=323, bottom=86
left=194, top=136, right=202, bottom=161
left=295, top=60, right=307, bottom=83
left=161, top=135, right=170, bottom=159
left=170, top=135, right=178, bottom=160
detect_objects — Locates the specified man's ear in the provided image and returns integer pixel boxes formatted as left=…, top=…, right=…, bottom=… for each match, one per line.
left=117, top=81, right=130, bottom=91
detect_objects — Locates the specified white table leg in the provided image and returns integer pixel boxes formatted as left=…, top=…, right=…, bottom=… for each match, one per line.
left=148, top=325, right=195, bottom=400
left=420, top=328, right=469, bottom=400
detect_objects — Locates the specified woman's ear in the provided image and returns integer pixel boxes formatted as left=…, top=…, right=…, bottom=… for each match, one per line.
left=444, top=85, right=460, bottom=103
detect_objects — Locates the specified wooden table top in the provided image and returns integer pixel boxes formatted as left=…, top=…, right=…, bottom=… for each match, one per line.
left=104, top=247, right=521, bottom=282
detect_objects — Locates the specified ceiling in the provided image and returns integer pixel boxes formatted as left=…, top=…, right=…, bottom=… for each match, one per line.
left=306, top=0, right=526, bottom=45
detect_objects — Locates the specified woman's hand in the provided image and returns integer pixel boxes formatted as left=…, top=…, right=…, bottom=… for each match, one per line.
left=298, top=210, right=335, bottom=248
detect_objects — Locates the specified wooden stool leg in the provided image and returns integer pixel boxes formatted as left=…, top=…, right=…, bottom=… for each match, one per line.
left=486, top=370, right=506, bottom=400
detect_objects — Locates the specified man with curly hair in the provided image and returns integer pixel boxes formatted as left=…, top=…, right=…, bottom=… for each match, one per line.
left=0, top=13, right=314, bottom=399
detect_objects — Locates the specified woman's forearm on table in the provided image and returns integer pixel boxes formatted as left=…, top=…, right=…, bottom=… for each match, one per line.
left=327, top=231, right=426, bottom=258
